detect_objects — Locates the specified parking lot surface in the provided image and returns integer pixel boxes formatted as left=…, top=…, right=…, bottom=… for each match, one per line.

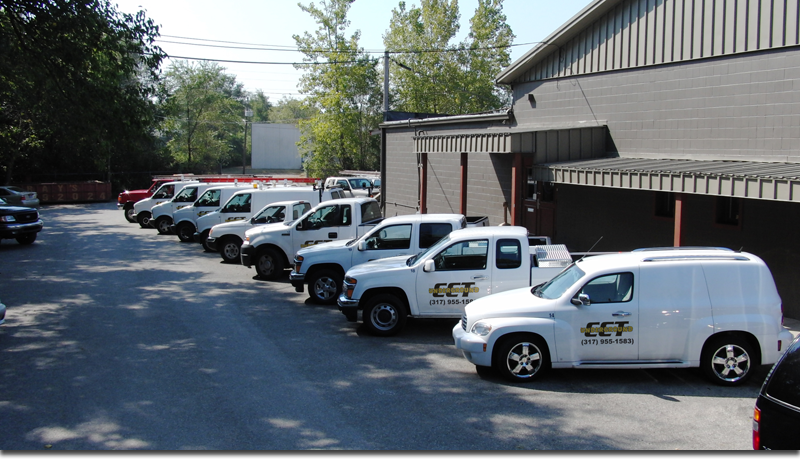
left=0, top=202, right=796, bottom=451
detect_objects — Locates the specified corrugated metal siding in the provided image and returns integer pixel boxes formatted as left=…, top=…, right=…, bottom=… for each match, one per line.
left=533, top=157, right=800, bottom=202
left=516, top=0, right=800, bottom=83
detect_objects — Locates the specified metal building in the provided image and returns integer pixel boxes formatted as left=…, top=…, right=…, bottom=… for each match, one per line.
left=381, top=0, right=800, bottom=318
left=251, top=123, right=302, bottom=170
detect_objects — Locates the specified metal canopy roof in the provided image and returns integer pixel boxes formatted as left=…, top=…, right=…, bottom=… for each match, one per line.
left=531, top=157, right=800, bottom=203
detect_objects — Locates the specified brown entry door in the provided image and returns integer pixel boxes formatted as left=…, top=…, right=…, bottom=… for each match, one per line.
left=522, top=180, right=556, bottom=239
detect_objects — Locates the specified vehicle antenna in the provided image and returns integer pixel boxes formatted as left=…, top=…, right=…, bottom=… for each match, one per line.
left=578, top=236, right=603, bottom=262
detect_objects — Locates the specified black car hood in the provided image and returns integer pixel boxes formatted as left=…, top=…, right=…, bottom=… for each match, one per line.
left=0, top=205, right=36, bottom=216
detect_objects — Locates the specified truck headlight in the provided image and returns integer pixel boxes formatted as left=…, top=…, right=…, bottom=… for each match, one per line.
left=0, top=215, right=16, bottom=223
left=470, top=321, right=493, bottom=337
left=344, top=276, right=357, bottom=298
left=294, top=255, right=304, bottom=272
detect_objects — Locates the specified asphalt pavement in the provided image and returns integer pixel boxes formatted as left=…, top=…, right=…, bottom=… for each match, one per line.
left=1, top=202, right=799, bottom=454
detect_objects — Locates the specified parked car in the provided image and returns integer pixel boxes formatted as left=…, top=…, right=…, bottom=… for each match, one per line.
left=0, top=186, right=39, bottom=208
left=0, top=198, right=43, bottom=244
left=454, top=247, right=793, bottom=385
left=753, top=335, right=800, bottom=450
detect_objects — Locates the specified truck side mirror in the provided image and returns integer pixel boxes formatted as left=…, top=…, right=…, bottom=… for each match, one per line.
left=571, top=293, right=591, bottom=306
left=423, top=259, right=435, bottom=272
left=357, top=241, right=366, bottom=251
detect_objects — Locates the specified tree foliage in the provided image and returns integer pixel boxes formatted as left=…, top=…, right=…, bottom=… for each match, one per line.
left=293, top=0, right=382, bottom=178
left=270, top=96, right=318, bottom=125
left=160, top=60, right=250, bottom=174
left=0, top=0, right=167, bottom=186
left=383, top=0, right=514, bottom=115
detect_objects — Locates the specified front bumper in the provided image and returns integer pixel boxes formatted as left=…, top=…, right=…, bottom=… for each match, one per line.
left=289, top=272, right=305, bottom=292
left=0, top=220, right=43, bottom=239
left=452, top=324, right=491, bottom=367
left=240, top=244, right=255, bottom=268
left=205, top=236, right=218, bottom=251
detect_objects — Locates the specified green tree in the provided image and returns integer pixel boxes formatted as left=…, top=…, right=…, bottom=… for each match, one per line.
left=160, top=61, right=247, bottom=174
left=0, top=0, right=166, bottom=187
left=383, top=0, right=514, bottom=115
left=270, top=96, right=318, bottom=124
left=293, top=0, right=382, bottom=178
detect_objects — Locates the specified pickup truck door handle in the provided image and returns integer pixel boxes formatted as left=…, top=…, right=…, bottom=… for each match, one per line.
left=328, top=232, right=337, bottom=238
left=471, top=275, right=487, bottom=280
left=612, top=311, right=632, bottom=317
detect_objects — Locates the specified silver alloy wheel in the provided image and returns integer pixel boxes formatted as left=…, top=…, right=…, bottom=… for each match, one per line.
left=504, top=340, right=543, bottom=379
left=177, top=224, right=194, bottom=243
left=710, top=343, right=751, bottom=383
left=156, top=218, right=171, bottom=234
left=368, top=301, right=399, bottom=331
left=311, top=274, right=338, bottom=302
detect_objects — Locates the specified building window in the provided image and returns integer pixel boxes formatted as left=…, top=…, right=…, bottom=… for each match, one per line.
left=715, top=197, right=740, bottom=226
left=654, top=192, right=675, bottom=218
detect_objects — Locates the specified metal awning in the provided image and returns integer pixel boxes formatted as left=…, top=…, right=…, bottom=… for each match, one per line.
left=532, top=157, right=800, bottom=202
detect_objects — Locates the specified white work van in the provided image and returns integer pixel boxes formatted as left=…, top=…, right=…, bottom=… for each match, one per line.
left=132, top=179, right=198, bottom=228
left=290, top=213, right=469, bottom=304
left=453, top=247, right=794, bottom=386
left=170, top=184, right=252, bottom=242
left=206, top=200, right=313, bottom=263
left=193, top=186, right=344, bottom=250
left=338, top=226, right=571, bottom=336
left=149, top=183, right=232, bottom=234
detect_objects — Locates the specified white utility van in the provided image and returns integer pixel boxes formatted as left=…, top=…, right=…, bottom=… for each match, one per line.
left=171, top=184, right=253, bottom=242
left=193, top=186, right=345, bottom=250
left=149, top=183, right=232, bottom=234
left=132, top=179, right=198, bottom=228
left=454, top=247, right=794, bottom=386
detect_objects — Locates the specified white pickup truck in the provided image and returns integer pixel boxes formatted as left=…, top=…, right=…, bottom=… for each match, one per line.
left=337, top=226, right=572, bottom=336
left=206, top=200, right=313, bottom=263
left=290, top=213, right=468, bottom=304
left=149, top=183, right=229, bottom=234
left=240, top=197, right=384, bottom=280
left=453, top=247, right=795, bottom=386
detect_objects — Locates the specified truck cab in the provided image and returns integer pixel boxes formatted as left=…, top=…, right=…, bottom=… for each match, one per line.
left=240, top=197, right=383, bottom=280
left=337, top=226, right=571, bottom=336
left=206, top=200, right=313, bottom=263
left=149, top=183, right=223, bottom=234
left=290, top=213, right=467, bottom=304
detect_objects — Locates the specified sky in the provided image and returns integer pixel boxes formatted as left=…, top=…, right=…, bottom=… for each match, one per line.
left=111, top=0, right=594, bottom=104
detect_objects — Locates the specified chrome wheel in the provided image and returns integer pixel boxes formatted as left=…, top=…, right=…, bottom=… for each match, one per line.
left=156, top=217, right=172, bottom=234
left=708, top=343, right=752, bottom=384
left=364, top=294, right=407, bottom=336
left=255, top=248, right=284, bottom=280
left=494, top=336, right=549, bottom=382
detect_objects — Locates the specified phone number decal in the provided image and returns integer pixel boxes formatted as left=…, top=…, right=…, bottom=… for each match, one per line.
left=430, top=298, right=474, bottom=306
left=581, top=338, right=635, bottom=346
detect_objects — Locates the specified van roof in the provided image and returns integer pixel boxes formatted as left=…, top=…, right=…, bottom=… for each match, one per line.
left=576, top=247, right=760, bottom=273
left=374, top=213, right=465, bottom=225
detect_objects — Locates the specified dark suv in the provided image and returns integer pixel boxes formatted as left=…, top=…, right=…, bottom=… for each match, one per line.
left=753, top=334, right=800, bottom=450
left=0, top=198, right=43, bottom=244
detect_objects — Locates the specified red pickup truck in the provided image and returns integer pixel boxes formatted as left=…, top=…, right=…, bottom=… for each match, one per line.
left=117, top=178, right=175, bottom=223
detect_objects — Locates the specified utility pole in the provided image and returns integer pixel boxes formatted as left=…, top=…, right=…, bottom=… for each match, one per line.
left=380, top=51, right=389, bottom=215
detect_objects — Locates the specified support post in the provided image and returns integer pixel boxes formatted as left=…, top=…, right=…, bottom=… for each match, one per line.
left=673, top=193, right=684, bottom=247
left=419, top=153, right=428, bottom=214
left=511, top=153, right=523, bottom=226
left=460, top=153, right=468, bottom=216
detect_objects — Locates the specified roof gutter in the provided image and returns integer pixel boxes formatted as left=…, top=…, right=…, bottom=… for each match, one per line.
left=379, top=109, right=512, bottom=129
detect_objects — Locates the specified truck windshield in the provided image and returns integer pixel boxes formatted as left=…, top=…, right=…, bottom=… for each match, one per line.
left=173, top=187, right=198, bottom=202
left=532, top=264, right=584, bottom=299
left=406, top=233, right=453, bottom=266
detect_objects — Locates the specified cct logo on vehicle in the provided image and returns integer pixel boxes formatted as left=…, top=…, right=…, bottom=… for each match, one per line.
left=580, top=321, right=634, bottom=346
left=301, top=240, right=332, bottom=248
left=225, top=216, right=247, bottom=222
left=428, top=282, right=479, bottom=306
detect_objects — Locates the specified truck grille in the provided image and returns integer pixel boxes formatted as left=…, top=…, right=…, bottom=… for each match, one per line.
left=15, top=212, right=38, bottom=223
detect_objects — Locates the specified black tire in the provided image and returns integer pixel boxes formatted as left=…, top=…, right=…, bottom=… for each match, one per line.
left=308, top=269, right=342, bottom=304
left=155, top=216, right=172, bottom=235
left=701, top=335, right=757, bottom=386
left=177, top=222, right=195, bottom=243
left=124, top=204, right=137, bottom=223
left=219, top=236, right=242, bottom=263
left=493, top=335, right=550, bottom=383
left=255, top=247, right=284, bottom=280
left=137, top=211, right=152, bottom=229
left=363, top=293, right=407, bottom=337
left=16, top=233, right=36, bottom=245
left=200, top=230, right=214, bottom=252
